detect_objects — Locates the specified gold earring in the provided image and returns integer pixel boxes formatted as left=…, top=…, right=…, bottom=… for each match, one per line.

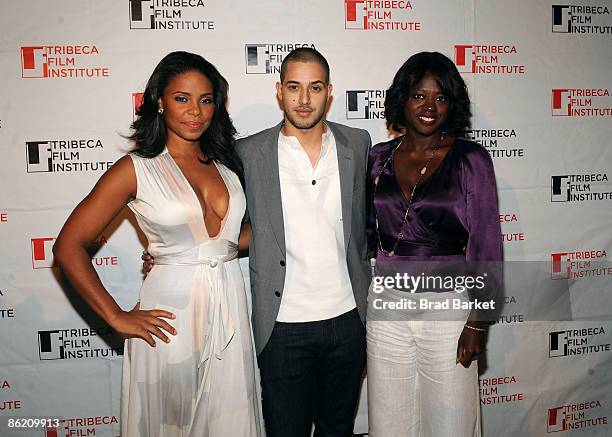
left=158, top=108, right=164, bottom=114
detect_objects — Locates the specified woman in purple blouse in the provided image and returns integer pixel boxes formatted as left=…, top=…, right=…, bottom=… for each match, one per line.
left=366, top=52, right=502, bottom=436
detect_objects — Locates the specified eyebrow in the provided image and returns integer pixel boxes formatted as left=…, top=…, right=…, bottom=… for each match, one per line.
left=171, top=91, right=214, bottom=96
left=413, top=88, right=444, bottom=93
left=285, top=80, right=326, bottom=86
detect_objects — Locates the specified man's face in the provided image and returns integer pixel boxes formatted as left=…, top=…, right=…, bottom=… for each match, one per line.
left=276, top=61, right=331, bottom=131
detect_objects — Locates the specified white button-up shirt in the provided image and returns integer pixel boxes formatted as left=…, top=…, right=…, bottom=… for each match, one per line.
left=276, top=127, right=356, bottom=322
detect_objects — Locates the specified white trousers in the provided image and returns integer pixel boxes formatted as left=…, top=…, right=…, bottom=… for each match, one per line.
left=366, top=315, right=481, bottom=437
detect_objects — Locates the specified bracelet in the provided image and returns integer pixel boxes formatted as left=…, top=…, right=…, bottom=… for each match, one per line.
left=464, top=324, right=487, bottom=332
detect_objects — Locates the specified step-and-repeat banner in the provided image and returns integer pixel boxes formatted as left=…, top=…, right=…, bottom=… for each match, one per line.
left=1, top=1, right=611, bottom=436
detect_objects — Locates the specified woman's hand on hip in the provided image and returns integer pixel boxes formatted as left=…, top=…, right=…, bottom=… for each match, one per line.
left=109, top=303, right=176, bottom=347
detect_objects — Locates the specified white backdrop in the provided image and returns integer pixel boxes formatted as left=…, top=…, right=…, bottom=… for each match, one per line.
left=1, top=1, right=612, bottom=436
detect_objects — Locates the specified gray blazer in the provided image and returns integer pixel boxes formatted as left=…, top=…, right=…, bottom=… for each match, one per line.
left=236, top=121, right=372, bottom=355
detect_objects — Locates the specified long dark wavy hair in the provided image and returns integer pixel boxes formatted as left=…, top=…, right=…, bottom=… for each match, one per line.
left=129, top=51, right=242, bottom=181
left=384, top=52, right=472, bottom=137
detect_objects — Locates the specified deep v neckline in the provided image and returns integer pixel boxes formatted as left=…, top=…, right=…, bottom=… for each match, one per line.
left=164, top=148, right=231, bottom=240
left=390, top=137, right=454, bottom=204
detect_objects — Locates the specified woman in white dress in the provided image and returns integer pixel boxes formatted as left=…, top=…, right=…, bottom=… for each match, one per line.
left=53, top=51, right=261, bottom=436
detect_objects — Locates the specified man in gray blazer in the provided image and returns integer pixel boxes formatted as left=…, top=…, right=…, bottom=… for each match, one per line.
left=237, top=48, right=371, bottom=437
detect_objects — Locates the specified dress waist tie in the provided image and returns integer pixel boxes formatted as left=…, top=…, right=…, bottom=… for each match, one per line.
left=155, top=238, right=238, bottom=368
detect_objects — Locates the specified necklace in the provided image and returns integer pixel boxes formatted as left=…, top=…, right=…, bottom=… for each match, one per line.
left=373, top=131, right=446, bottom=257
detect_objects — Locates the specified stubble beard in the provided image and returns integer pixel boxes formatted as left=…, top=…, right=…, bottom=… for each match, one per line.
left=284, top=108, right=326, bottom=131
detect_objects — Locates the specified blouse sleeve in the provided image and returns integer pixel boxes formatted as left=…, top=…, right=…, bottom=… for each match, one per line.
left=461, top=143, right=503, bottom=321
left=463, top=144, right=503, bottom=262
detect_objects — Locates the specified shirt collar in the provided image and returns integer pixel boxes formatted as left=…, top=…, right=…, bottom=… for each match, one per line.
left=279, top=123, right=334, bottom=157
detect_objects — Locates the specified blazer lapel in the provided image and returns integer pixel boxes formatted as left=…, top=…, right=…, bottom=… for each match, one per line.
left=330, top=123, right=354, bottom=255
left=256, top=122, right=286, bottom=255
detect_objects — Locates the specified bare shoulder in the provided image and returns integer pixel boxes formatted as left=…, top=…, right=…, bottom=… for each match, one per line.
left=102, top=154, right=136, bottom=181
left=88, top=154, right=137, bottom=200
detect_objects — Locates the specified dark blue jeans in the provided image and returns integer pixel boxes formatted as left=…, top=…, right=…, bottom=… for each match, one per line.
left=258, top=308, right=366, bottom=437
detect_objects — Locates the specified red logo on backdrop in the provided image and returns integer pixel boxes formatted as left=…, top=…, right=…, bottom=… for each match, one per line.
left=345, top=0, right=368, bottom=29
left=552, top=88, right=612, bottom=117
left=132, top=92, right=144, bottom=120
left=547, top=400, right=607, bottom=432
left=21, top=46, right=48, bottom=78
left=454, top=44, right=525, bottom=74
left=43, top=417, right=120, bottom=437
left=479, top=375, right=524, bottom=406
left=548, top=406, right=568, bottom=432
left=550, top=252, right=571, bottom=279
left=455, top=45, right=476, bottom=73
left=19, top=45, right=109, bottom=79
left=1, top=212, right=7, bottom=223
left=551, top=250, right=610, bottom=280
left=344, top=0, right=420, bottom=31
left=31, top=237, right=56, bottom=269
left=552, top=89, right=571, bottom=116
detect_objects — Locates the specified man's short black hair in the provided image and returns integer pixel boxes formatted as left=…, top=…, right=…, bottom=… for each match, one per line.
left=280, top=47, right=330, bottom=84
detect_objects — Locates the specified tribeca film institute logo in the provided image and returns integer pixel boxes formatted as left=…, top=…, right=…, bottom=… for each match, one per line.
left=20, top=45, right=109, bottom=79
left=129, top=0, right=214, bottom=30
left=552, top=4, right=612, bottom=34
left=470, top=129, right=525, bottom=159
left=551, top=88, right=612, bottom=117
left=346, top=90, right=386, bottom=119
left=43, top=415, right=119, bottom=437
left=550, top=174, right=611, bottom=202
left=549, top=326, right=610, bottom=358
left=454, top=44, right=525, bottom=75
left=38, top=327, right=123, bottom=361
left=479, top=375, right=524, bottom=406
left=26, top=139, right=112, bottom=173
left=550, top=250, right=611, bottom=280
left=547, top=399, right=608, bottom=432
left=344, top=0, right=421, bottom=31
left=245, top=43, right=316, bottom=74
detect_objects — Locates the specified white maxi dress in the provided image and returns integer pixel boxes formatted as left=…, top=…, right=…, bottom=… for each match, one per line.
left=121, top=149, right=261, bottom=437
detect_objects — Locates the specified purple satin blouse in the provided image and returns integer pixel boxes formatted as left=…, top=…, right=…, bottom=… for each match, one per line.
left=367, top=136, right=503, bottom=263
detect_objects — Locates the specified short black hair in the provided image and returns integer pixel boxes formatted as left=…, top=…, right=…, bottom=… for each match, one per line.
left=384, top=51, right=472, bottom=136
left=280, top=47, right=330, bottom=84
left=128, top=51, right=242, bottom=181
